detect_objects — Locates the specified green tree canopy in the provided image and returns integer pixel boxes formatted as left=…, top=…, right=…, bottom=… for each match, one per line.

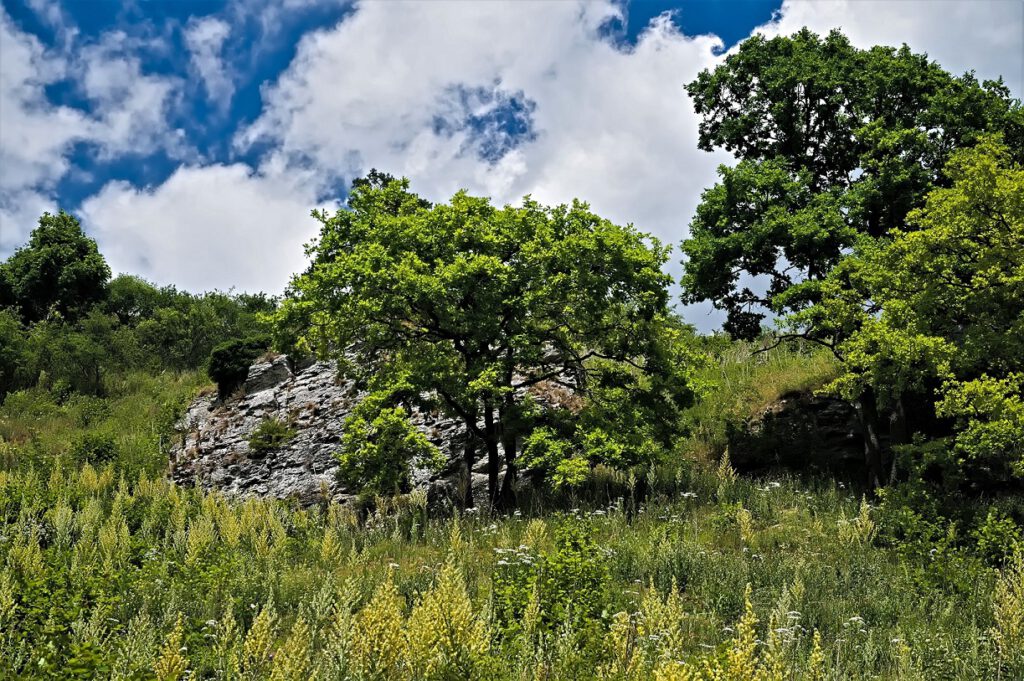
left=276, top=177, right=694, bottom=508
left=681, top=28, right=1022, bottom=340
left=792, top=136, right=1023, bottom=487
left=0, top=211, right=111, bottom=324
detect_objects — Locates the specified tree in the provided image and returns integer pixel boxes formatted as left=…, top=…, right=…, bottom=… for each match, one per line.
left=521, top=319, right=702, bottom=489
left=103, top=275, right=167, bottom=326
left=794, top=136, right=1023, bottom=488
left=681, top=29, right=1022, bottom=485
left=682, top=28, right=1022, bottom=339
left=0, top=211, right=111, bottom=323
left=276, top=177, right=692, bottom=508
left=0, top=309, right=28, bottom=398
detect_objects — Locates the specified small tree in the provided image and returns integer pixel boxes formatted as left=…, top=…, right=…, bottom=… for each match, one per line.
left=207, top=335, right=270, bottom=399
left=337, top=393, right=444, bottom=497
left=276, top=177, right=693, bottom=508
left=0, top=211, right=110, bottom=324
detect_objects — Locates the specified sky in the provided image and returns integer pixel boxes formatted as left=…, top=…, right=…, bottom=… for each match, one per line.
left=1, top=0, right=1022, bottom=329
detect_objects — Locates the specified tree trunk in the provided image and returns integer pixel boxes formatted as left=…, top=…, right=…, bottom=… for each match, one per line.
left=461, top=430, right=476, bottom=509
left=498, top=424, right=517, bottom=511
left=855, top=387, right=885, bottom=490
left=888, top=396, right=910, bottom=485
left=891, top=396, right=909, bottom=445
left=483, top=404, right=501, bottom=509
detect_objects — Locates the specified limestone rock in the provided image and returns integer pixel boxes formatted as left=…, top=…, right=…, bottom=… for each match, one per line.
left=244, top=354, right=292, bottom=394
left=169, top=354, right=576, bottom=506
left=169, top=356, right=475, bottom=505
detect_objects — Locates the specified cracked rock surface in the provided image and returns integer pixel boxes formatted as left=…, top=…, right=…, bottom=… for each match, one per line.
left=169, top=354, right=468, bottom=506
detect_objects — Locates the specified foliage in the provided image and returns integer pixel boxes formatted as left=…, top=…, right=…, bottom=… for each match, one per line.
left=522, top=322, right=708, bottom=490
left=991, top=550, right=1024, bottom=676
left=277, top=175, right=693, bottom=507
left=793, top=137, right=1024, bottom=488
left=0, top=211, right=111, bottom=324
left=249, top=417, right=297, bottom=454
left=208, top=335, right=272, bottom=398
left=0, top=308, right=28, bottom=397
left=71, top=432, right=119, bottom=465
left=336, top=394, right=444, bottom=497
left=0, top=439, right=1017, bottom=679
left=682, top=28, right=1022, bottom=339
left=939, top=375, right=1024, bottom=479
left=2, top=263, right=273, bottom=403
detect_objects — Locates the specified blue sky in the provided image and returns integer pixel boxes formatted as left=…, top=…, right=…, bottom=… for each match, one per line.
left=1, top=0, right=1021, bottom=327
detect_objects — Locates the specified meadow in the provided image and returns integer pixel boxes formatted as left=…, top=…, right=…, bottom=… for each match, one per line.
left=1, top=347, right=1020, bottom=680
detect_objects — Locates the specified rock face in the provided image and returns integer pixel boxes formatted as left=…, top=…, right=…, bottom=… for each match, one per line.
left=731, top=391, right=864, bottom=477
left=169, top=355, right=468, bottom=506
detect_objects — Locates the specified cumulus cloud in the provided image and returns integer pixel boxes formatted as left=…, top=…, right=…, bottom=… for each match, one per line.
left=185, top=16, right=234, bottom=107
left=0, top=12, right=88, bottom=192
left=238, top=1, right=726, bottom=249
left=76, top=32, right=186, bottom=159
left=0, top=9, right=183, bottom=248
left=79, top=159, right=332, bottom=293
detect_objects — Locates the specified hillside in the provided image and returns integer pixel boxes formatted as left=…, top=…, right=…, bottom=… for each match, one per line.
left=1, top=24, right=1022, bottom=681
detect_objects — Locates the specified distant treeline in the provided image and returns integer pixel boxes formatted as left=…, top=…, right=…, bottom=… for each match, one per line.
left=0, top=211, right=274, bottom=399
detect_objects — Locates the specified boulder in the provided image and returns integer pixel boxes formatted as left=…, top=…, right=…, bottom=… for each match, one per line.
left=169, top=354, right=576, bottom=506
left=244, top=355, right=292, bottom=394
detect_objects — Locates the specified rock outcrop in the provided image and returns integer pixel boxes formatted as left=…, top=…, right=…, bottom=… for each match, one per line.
left=731, top=391, right=864, bottom=476
left=169, top=354, right=468, bottom=506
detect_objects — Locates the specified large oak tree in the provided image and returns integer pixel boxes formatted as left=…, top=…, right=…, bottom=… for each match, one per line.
left=681, top=29, right=1023, bottom=485
left=276, top=176, right=693, bottom=508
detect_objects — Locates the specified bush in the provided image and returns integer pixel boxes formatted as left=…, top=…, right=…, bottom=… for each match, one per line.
left=207, top=335, right=270, bottom=398
left=71, top=432, right=118, bottom=464
left=248, top=416, right=296, bottom=454
left=336, top=398, right=443, bottom=496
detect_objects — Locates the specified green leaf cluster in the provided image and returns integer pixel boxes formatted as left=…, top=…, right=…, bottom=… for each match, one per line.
left=797, top=136, right=1023, bottom=484
left=0, top=211, right=110, bottom=324
left=337, top=395, right=444, bottom=497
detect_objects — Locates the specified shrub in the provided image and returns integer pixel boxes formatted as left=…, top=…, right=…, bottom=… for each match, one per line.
left=974, top=508, right=1022, bottom=565
left=248, top=417, right=296, bottom=454
left=71, top=432, right=118, bottom=464
left=335, top=395, right=443, bottom=497
left=207, top=335, right=270, bottom=399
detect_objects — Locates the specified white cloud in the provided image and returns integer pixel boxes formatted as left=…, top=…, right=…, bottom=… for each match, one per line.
left=0, top=9, right=184, bottom=249
left=0, top=9, right=91, bottom=245
left=79, top=160, right=332, bottom=293
left=220, top=0, right=1018, bottom=324
left=238, top=2, right=727, bottom=268
left=0, top=190, right=57, bottom=252
left=76, top=32, right=186, bottom=159
left=184, top=16, right=234, bottom=107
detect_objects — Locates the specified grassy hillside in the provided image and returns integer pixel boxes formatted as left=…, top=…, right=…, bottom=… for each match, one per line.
left=1, top=351, right=1019, bottom=679
left=0, top=443, right=1007, bottom=679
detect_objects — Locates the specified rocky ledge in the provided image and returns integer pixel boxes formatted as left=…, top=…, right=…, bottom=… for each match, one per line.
left=169, top=354, right=471, bottom=506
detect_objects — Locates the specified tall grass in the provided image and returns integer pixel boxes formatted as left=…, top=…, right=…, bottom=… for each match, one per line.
left=0, top=370, right=206, bottom=477
left=0, top=458, right=1014, bottom=678
left=1, top=357, right=1018, bottom=679
left=680, top=340, right=840, bottom=462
